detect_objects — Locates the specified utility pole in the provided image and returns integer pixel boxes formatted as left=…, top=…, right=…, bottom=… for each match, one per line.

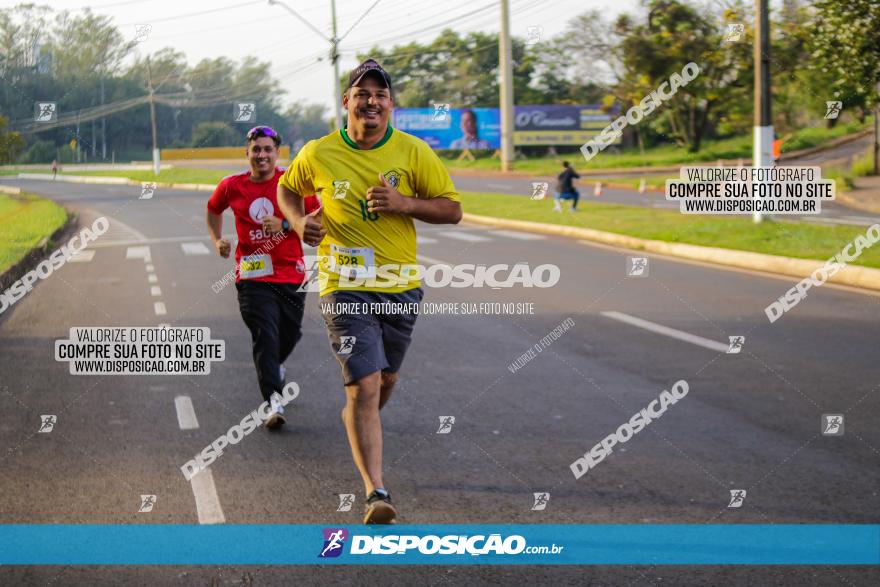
left=330, top=0, right=342, bottom=130
left=752, top=0, right=773, bottom=223
left=874, top=80, right=879, bottom=175
left=101, top=77, right=106, bottom=161
left=498, top=0, right=515, bottom=172
left=269, top=0, right=379, bottom=132
left=146, top=57, right=160, bottom=175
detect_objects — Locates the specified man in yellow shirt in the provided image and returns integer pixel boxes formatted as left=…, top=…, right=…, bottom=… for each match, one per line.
left=278, top=59, right=461, bottom=524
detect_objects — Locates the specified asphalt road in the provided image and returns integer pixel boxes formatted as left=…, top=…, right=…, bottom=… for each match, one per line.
left=0, top=178, right=878, bottom=585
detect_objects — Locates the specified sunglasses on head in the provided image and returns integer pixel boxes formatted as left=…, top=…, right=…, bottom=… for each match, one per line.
left=246, top=126, right=279, bottom=140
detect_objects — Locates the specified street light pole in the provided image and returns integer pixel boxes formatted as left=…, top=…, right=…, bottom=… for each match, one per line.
left=752, top=0, right=773, bottom=223
left=330, top=0, right=342, bottom=130
left=269, top=0, right=380, bottom=131
left=498, top=0, right=515, bottom=172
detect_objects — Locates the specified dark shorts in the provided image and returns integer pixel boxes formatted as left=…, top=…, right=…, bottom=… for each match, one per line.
left=320, top=288, right=424, bottom=385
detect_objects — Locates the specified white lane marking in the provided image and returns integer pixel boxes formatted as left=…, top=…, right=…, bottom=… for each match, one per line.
left=145, top=264, right=155, bottom=272
left=174, top=395, right=199, bottom=430
left=600, top=311, right=729, bottom=352
left=154, top=302, right=167, bottom=315
left=148, top=274, right=158, bottom=283
left=126, top=246, right=152, bottom=262
left=490, top=229, right=546, bottom=241
left=436, top=231, right=492, bottom=242
left=91, top=234, right=237, bottom=249
left=416, top=254, right=453, bottom=266
left=151, top=286, right=162, bottom=297
left=416, top=235, right=439, bottom=245
left=181, top=242, right=210, bottom=255
left=68, top=250, right=96, bottom=262
left=190, top=469, right=226, bottom=524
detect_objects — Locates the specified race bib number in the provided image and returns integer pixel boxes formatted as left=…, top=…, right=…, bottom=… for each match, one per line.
left=239, top=254, right=274, bottom=279
left=328, top=244, right=375, bottom=279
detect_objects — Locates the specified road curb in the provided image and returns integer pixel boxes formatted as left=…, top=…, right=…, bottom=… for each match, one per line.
left=0, top=208, right=79, bottom=294
left=463, top=212, right=880, bottom=291
left=16, top=173, right=216, bottom=192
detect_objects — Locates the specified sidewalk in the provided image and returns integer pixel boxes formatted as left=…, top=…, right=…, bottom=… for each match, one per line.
left=837, top=175, right=880, bottom=214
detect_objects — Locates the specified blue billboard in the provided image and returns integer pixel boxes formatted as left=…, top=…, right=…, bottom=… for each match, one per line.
left=392, top=108, right=500, bottom=150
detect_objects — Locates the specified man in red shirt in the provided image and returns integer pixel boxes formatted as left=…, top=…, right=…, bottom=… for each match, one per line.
left=206, top=126, right=319, bottom=429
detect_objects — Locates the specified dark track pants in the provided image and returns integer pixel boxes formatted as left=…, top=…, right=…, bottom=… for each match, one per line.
left=235, top=280, right=306, bottom=401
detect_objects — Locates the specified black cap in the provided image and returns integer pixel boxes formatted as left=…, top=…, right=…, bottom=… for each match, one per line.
left=347, top=59, right=392, bottom=91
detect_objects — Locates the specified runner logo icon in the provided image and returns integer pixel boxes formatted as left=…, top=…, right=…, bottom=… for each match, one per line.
left=332, top=180, right=350, bottom=199
left=727, top=490, right=746, bottom=508
left=531, top=492, right=550, bottom=511
left=38, top=415, right=56, bottom=433
left=138, top=494, right=157, bottom=513
left=727, top=336, right=745, bottom=354
left=337, top=494, right=355, bottom=512
left=337, top=336, right=356, bottom=355
left=437, top=416, right=455, bottom=434
left=319, top=528, right=348, bottom=558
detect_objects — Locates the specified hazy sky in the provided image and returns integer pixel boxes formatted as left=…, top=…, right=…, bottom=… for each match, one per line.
left=2, top=0, right=642, bottom=111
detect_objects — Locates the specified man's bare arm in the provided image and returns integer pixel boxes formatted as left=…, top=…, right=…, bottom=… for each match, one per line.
left=402, top=197, right=462, bottom=224
left=206, top=210, right=230, bottom=258
left=278, top=183, right=326, bottom=246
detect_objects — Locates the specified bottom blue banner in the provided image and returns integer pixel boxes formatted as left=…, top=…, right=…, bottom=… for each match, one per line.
left=1, top=525, right=877, bottom=565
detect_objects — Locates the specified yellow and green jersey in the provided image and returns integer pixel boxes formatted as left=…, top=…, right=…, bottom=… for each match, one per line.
left=279, top=125, right=459, bottom=296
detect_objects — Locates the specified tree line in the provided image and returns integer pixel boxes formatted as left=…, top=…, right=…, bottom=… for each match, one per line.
left=0, top=0, right=877, bottom=164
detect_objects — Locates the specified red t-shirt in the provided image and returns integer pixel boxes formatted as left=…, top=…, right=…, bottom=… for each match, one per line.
left=207, top=168, right=320, bottom=284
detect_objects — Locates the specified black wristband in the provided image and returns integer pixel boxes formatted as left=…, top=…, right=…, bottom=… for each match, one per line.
left=281, top=219, right=290, bottom=233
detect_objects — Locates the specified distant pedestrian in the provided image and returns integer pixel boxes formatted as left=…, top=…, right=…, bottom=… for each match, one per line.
left=51, top=159, right=58, bottom=180
left=553, top=161, right=580, bottom=211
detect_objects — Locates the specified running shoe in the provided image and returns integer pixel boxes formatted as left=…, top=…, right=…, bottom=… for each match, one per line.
left=364, top=489, right=397, bottom=524
left=265, top=391, right=286, bottom=430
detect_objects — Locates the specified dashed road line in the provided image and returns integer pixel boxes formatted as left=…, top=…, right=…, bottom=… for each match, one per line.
left=190, top=469, right=226, bottom=524
left=601, top=310, right=729, bottom=352
left=437, top=231, right=492, bottom=242
left=174, top=396, right=199, bottom=430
